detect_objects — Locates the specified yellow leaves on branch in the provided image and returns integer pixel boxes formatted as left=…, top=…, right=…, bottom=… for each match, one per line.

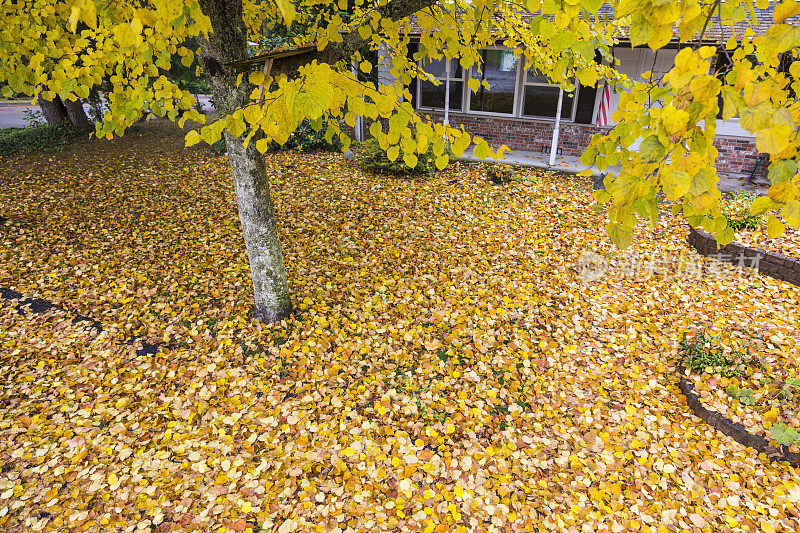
left=6, top=0, right=800, bottom=245
left=68, top=0, right=97, bottom=32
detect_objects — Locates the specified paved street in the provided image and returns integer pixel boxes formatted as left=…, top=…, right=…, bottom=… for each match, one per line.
left=0, top=100, right=37, bottom=128
left=0, top=95, right=214, bottom=129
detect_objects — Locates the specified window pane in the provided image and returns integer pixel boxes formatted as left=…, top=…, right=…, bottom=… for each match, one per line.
left=420, top=80, right=463, bottom=110
left=523, top=85, right=573, bottom=119
left=525, top=68, right=551, bottom=84
left=421, top=58, right=462, bottom=79
left=469, top=50, right=518, bottom=114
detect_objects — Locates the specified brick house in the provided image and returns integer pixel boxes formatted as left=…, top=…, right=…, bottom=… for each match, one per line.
left=377, top=7, right=788, bottom=176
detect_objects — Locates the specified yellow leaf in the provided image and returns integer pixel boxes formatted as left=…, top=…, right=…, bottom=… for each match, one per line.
left=274, top=0, right=297, bottom=25
left=756, top=124, right=791, bottom=155
left=629, top=15, right=654, bottom=47
left=185, top=130, right=201, bottom=147
left=243, top=105, right=263, bottom=125
left=781, top=200, right=800, bottom=227
left=661, top=108, right=690, bottom=135
left=774, top=1, right=800, bottom=23
left=68, top=2, right=82, bottom=33
left=769, top=181, right=797, bottom=203
left=605, top=222, right=633, bottom=249
left=661, top=169, right=690, bottom=200
left=648, top=24, right=673, bottom=50
left=766, top=213, right=785, bottom=238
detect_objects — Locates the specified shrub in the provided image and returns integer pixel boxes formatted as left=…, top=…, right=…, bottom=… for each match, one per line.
left=0, top=122, right=87, bottom=157
left=355, top=139, right=446, bottom=176
left=22, top=108, right=46, bottom=127
left=268, top=119, right=343, bottom=153
left=721, top=192, right=762, bottom=231
left=488, top=164, right=516, bottom=184
left=209, top=137, right=227, bottom=155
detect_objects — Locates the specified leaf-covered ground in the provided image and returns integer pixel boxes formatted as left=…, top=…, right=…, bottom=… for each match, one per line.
left=734, top=225, right=800, bottom=258
left=1, top=122, right=800, bottom=532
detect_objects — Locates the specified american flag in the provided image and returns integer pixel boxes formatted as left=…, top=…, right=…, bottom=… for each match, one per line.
left=595, top=83, right=611, bottom=128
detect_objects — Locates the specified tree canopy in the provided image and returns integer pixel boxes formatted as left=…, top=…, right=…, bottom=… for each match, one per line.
left=2, top=0, right=800, bottom=318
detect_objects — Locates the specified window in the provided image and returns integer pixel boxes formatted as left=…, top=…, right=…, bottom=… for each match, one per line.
left=418, top=57, right=464, bottom=111
left=522, top=67, right=574, bottom=120
left=469, top=49, right=519, bottom=114
left=414, top=49, right=579, bottom=122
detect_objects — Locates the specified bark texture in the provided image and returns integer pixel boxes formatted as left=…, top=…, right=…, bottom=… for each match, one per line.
left=63, top=98, right=93, bottom=129
left=198, top=0, right=293, bottom=323
left=225, top=130, right=293, bottom=323
left=37, top=95, right=93, bottom=129
left=37, top=96, right=69, bottom=124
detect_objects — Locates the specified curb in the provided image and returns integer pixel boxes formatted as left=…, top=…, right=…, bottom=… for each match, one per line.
left=687, top=227, right=800, bottom=286
left=677, top=365, right=800, bottom=468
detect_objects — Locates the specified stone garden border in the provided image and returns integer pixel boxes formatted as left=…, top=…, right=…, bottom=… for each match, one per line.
left=678, top=365, right=800, bottom=468
left=684, top=228, right=800, bottom=466
left=687, top=227, right=800, bottom=286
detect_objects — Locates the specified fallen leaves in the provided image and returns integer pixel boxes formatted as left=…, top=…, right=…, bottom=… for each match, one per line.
left=0, top=121, right=799, bottom=532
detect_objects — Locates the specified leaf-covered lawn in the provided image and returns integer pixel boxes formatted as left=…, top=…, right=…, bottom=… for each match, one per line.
left=1, top=122, right=799, bottom=532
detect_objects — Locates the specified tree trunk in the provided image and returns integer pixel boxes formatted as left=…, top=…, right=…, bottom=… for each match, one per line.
left=195, top=0, right=438, bottom=323
left=63, top=98, right=93, bottom=129
left=225, top=131, right=293, bottom=322
left=37, top=96, right=69, bottom=124
left=197, top=0, right=293, bottom=323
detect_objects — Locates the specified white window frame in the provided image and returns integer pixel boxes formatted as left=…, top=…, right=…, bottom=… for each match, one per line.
left=414, top=48, right=580, bottom=123
left=415, top=57, right=467, bottom=113
left=464, top=47, right=524, bottom=117
left=519, top=62, right=579, bottom=122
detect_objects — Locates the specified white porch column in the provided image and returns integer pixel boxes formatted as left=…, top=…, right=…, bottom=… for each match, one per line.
left=549, top=71, right=567, bottom=166
left=351, top=60, right=363, bottom=142
left=443, top=57, right=451, bottom=126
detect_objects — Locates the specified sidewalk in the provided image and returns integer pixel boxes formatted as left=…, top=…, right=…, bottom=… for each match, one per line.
left=0, top=99, right=35, bottom=106
left=461, top=147, right=768, bottom=195
left=460, top=147, right=600, bottom=176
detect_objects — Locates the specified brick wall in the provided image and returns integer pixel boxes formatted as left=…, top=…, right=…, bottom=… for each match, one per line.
left=420, top=111, right=603, bottom=156
left=713, top=135, right=767, bottom=178
left=343, top=111, right=764, bottom=176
